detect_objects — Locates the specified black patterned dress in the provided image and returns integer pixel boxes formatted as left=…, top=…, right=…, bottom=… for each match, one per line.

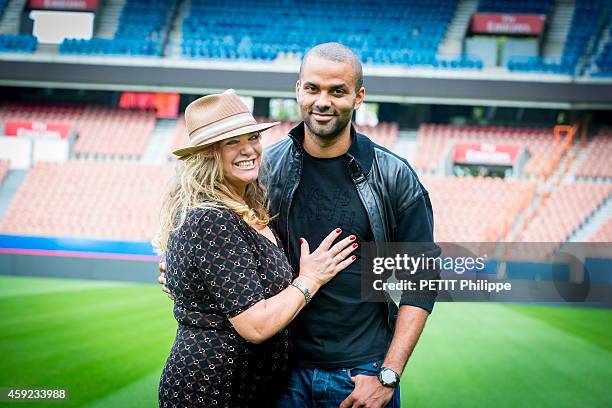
left=159, top=207, right=293, bottom=408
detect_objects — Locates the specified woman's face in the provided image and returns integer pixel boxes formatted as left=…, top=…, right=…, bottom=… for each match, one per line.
left=218, top=132, right=262, bottom=196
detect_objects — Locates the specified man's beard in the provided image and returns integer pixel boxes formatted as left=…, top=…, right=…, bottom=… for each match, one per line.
left=302, top=109, right=353, bottom=141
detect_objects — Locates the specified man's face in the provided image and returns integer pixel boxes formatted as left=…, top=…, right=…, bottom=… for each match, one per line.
left=296, top=56, right=365, bottom=140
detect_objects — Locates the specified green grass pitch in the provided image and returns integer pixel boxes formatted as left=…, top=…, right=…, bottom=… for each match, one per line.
left=0, top=275, right=611, bottom=407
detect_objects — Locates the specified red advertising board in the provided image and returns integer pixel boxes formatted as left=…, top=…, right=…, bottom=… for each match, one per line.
left=453, top=143, right=522, bottom=166
left=27, top=0, right=99, bottom=11
left=119, top=92, right=180, bottom=119
left=4, top=121, right=71, bottom=139
left=470, top=13, right=546, bottom=35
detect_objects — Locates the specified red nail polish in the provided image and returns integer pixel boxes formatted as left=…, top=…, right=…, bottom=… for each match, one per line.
left=336, top=228, right=342, bottom=233
left=352, top=243, right=358, bottom=248
left=351, top=255, right=357, bottom=260
left=349, top=235, right=356, bottom=241
left=299, top=238, right=303, bottom=244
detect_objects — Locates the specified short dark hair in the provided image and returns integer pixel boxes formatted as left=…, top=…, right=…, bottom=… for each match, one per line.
left=299, top=42, right=363, bottom=92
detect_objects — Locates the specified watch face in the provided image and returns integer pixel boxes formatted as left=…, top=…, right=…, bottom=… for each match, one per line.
left=381, top=369, right=397, bottom=385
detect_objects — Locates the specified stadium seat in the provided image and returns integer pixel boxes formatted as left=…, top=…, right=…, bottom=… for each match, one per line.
left=0, top=34, right=37, bottom=53
left=421, top=175, right=536, bottom=242
left=0, top=161, right=173, bottom=241
left=414, top=124, right=561, bottom=177
left=507, top=0, right=610, bottom=75
left=59, top=0, right=174, bottom=57
left=575, top=131, right=612, bottom=178
left=0, top=102, right=156, bottom=158
left=590, top=217, right=612, bottom=242
left=180, top=0, right=466, bottom=67
left=517, top=182, right=611, bottom=243
left=477, top=0, right=554, bottom=15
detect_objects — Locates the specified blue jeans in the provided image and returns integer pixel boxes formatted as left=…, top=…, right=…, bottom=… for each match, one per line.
left=276, top=360, right=401, bottom=408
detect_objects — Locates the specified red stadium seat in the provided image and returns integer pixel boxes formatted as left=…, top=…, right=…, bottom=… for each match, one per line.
left=421, top=176, right=537, bottom=242
left=576, top=131, right=612, bottom=178
left=590, top=218, right=612, bottom=242
left=516, top=183, right=611, bottom=246
left=0, top=102, right=157, bottom=158
left=0, top=160, right=174, bottom=241
left=414, top=124, right=560, bottom=177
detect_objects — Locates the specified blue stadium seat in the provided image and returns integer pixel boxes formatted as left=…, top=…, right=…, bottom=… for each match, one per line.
left=0, top=0, right=7, bottom=20
left=0, top=34, right=37, bottom=53
left=181, top=0, right=463, bottom=67
left=506, top=0, right=610, bottom=75
left=477, top=0, right=554, bottom=15
left=59, top=0, right=172, bottom=57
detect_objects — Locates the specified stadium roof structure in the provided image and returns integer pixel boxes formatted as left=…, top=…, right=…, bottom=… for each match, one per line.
left=1, top=54, right=612, bottom=109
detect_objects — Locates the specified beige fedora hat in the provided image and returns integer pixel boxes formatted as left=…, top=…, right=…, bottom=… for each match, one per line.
left=173, top=89, right=279, bottom=158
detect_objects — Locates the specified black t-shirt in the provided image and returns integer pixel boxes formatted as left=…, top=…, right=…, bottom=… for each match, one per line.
left=288, top=149, right=392, bottom=368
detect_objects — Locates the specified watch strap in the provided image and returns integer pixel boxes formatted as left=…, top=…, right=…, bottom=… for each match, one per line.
left=291, top=279, right=312, bottom=304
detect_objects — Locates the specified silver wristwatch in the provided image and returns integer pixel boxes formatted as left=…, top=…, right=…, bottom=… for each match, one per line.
left=378, top=367, right=400, bottom=388
left=291, top=279, right=312, bottom=304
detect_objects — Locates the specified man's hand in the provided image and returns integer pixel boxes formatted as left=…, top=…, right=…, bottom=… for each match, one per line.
left=339, top=375, right=394, bottom=408
left=158, top=261, right=173, bottom=300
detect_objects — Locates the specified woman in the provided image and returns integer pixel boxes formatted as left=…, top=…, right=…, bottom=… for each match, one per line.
left=154, top=90, right=357, bottom=407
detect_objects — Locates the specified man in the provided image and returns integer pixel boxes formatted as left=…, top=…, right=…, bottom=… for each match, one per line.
left=161, top=42, right=438, bottom=408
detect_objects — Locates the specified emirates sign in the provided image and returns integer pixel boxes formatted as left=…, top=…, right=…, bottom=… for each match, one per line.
left=453, top=143, right=522, bottom=166
left=27, top=0, right=99, bottom=10
left=4, top=121, right=71, bottom=139
left=470, top=13, right=546, bottom=35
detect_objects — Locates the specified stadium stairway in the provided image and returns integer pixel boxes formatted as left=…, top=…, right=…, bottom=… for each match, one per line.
left=541, top=139, right=578, bottom=190
left=0, top=0, right=26, bottom=34
left=141, top=118, right=179, bottom=164
left=95, top=0, right=126, bottom=39
left=164, top=0, right=188, bottom=58
left=395, top=130, right=418, bottom=166
left=438, top=0, right=478, bottom=55
left=506, top=188, right=544, bottom=242
left=569, top=195, right=612, bottom=241
left=0, top=169, right=27, bottom=222
left=507, top=138, right=581, bottom=242
left=564, top=144, right=590, bottom=182
left=586, top=19, right=612, bottom=75
left=542, top=0, right=575, bottom=58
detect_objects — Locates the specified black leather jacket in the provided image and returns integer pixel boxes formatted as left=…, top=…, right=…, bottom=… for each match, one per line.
left=262, top=122, right=439, bottom=329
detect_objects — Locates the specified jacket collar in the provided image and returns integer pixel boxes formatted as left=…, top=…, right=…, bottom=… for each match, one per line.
left=287, top=121, right=374, bottom=175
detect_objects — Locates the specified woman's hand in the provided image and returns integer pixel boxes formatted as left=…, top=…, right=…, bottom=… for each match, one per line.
left=229, top=228, right=358, bottom=344
left=298, top=228, right=358, bottom=290
left=158, top=261, right=173, bottom=300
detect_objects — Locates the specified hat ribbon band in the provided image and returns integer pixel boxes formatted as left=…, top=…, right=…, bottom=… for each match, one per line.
left=190, top=112, right=256, bottom=147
